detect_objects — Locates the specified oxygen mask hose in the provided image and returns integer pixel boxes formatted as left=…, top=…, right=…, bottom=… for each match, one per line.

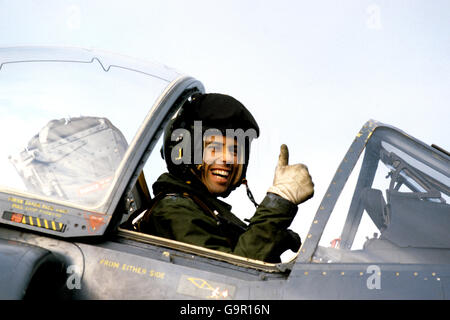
left=242, top=178, right=259, bottom=208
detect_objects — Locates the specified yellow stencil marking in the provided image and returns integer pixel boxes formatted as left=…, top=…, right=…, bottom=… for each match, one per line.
left=187, top=277, right=215, bottom=291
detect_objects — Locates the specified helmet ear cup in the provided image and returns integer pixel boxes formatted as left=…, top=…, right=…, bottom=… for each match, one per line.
left=161, top=107, right=192, bottom=178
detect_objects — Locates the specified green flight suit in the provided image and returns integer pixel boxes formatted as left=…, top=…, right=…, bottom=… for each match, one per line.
left=139, top=173, right=300, bottom=263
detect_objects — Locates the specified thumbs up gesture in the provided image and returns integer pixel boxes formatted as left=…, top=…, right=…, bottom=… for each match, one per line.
left=267, top=144, right=314, bottom=205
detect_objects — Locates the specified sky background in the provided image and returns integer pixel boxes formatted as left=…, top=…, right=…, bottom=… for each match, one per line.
left=1, top=0, right=449, bottom=255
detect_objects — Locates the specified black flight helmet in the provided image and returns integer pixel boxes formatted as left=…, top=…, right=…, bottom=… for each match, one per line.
left=162, top=93, right=260, bottom=199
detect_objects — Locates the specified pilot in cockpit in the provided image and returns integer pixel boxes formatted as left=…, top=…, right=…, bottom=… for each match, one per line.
left=132, top=93, right=314, bottom=263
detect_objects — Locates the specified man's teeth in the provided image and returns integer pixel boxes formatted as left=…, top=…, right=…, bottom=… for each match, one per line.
left=212, top=169, right=230, bottom=177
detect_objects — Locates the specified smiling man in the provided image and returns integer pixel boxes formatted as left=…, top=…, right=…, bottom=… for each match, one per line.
left=201, top=134, right=242, bottom=195
left=134, top=93, right=314, bottom=263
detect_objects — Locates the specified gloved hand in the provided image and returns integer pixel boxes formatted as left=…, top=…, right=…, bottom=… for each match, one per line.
left=267, top=144, right=314, bottom=205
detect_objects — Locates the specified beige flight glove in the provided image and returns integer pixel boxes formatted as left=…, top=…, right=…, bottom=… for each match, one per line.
left=267, top=144, right=314, bottom=205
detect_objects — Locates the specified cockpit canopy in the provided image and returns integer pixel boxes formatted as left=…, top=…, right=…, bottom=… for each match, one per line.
left=0, top=46, right=183, bottom=210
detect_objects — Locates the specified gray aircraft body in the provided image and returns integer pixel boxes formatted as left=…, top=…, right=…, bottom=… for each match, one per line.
left=0, top=47, right=449, bottom=300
